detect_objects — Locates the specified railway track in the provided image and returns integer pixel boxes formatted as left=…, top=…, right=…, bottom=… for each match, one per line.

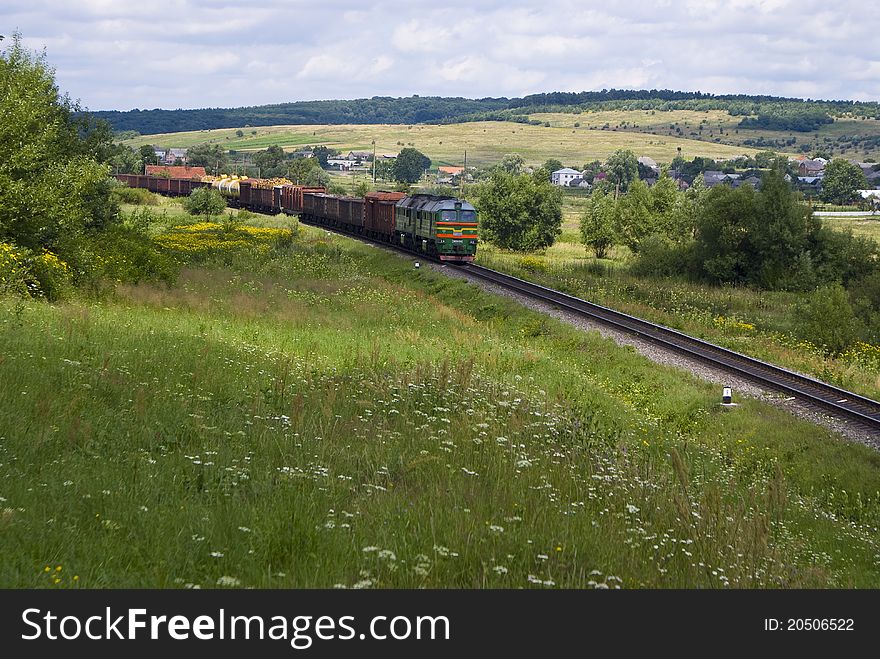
left=299, top=215, right=880, bottom=435
left=457, top=263, right=880, bottom=434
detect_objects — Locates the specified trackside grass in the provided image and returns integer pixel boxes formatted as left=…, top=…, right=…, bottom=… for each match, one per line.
left=1, top=224, right=880, bottom=588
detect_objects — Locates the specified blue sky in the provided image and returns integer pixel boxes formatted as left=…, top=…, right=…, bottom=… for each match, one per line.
left=4, top=0, right=879, bottom=111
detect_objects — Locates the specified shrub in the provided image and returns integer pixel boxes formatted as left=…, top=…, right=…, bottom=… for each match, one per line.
left=794, top=284, right=865, bottom=355
left=111, top=186, right=159, bottom=206
left=518, top=255, right=547, bottom=272
left=29, top=250, right=72, bottom=300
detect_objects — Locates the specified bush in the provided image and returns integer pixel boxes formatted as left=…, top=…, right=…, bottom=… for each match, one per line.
left=630, top=234, right=690, bottom=278
left=519, top=255, right=547, bottom=272
left=0, top=241, right=30, bottom=296
left=111, top=186, right=159, bottom=206
left=29, top=250, right=72, bottom=300
left=794, top=284, right=865, bottom=355
left=184, top=187, right=227, bottom=219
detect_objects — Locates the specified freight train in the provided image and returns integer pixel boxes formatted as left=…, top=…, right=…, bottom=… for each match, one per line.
left=114, top=173, right=478, bottom=262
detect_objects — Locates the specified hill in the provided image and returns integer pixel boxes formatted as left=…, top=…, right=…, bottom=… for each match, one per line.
left=3, top=216, right=880, bottom=587
left=124, top=120, right=768, bottom=168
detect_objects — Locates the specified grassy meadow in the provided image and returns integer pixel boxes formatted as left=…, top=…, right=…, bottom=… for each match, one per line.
left=3, top=213, right=880, bottom=589
left=125, top=119, right=765, bottom=168
left=532, top=109, right=880, bottom=161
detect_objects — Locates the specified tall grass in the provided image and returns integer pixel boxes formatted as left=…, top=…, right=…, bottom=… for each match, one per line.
left=2, top=225, right=880, bottom=588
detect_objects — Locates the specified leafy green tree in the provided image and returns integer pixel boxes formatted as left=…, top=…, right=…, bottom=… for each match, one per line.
left=498, top=153, right=525, bottom=175
left=354, top=181, right=370, bottom=197
left=393, top=147, right=431, bottom=183
left=186, top=143, right=228, bottom=174
left=374, top=158, right=394, bottom=181
left=752, top=168, right=820, bottom=288
left=304, top=168, right=330, bottom=188
left=795, top=284, right=864, bottom=354
left=542, top=158, right=563, bottom=179
left=614, top=178, right=655, bottom=252
left=604, top=149, right=638, bottom=196
left=821, top=159, right=868, bottom=205
left=580, top=188, right=617, bottom=258
left=477, top=170, right=562, bottom=251
left=650, top=173, right=679, bottom=234
left=287, top=157, right=320, bottom=184
left=253, top=144, right=286, bottom=177
left=0, top=33, right=116, bottom=252
left=312, top=146, right=333, bottom=169
left=754, top=150, right=777, bottom=168
left=183, top=187, right=226, bottom=221
left=692, top=184, right=760, bottom=284
left=139, top=144, right=158, bottom=169
left=109, top=144, right=142, bottom=174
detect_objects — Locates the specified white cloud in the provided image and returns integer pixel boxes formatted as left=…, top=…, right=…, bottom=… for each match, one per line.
left=3, top=0, right=880, bottom=109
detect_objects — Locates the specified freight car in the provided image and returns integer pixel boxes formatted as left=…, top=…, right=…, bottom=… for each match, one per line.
left=114, top=173, right=478, bottom=261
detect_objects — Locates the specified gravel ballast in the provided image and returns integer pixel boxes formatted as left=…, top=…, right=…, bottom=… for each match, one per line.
left=429, top=262, right=879, bottom=449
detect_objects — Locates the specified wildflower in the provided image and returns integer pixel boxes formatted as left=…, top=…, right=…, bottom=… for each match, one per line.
left=216, top=576, right=241, bottom=587
left=210, top=551, right=224, bottom=558
left=493, top=566, right=509, bottom=575
left=626, top=504, right=640, bottom=514
left=488, top=525, right=505, bottom=534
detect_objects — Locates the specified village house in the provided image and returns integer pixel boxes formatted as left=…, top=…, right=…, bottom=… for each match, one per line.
left=798, top=159, right=825, bottom=176
left=703, top=170, right=741, bottom=188
left=327, top=156, right=357, bottom=171
left=164, top=148, right=187, bottom=165
left=551, top=167, right=581, bottom=186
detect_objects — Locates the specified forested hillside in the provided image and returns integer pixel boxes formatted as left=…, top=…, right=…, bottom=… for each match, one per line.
left=91, top=89, right=880, bottom=136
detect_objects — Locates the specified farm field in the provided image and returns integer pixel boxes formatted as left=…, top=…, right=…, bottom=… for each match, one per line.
left=125, top=119, right=767, bottom=168
left=531, top=110, right=880, bottom=160
left=3, top=220, right=880, bottom=588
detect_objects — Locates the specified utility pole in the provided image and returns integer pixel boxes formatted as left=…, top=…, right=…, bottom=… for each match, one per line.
left=372, top=140, right=376, bottom=184
left=461, top=149, right=467, bottom=196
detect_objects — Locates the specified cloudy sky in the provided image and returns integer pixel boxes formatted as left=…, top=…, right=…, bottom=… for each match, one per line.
left=4, top=0, right=879, bottom=111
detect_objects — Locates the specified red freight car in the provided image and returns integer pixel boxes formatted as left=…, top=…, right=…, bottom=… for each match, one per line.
left=249, top=186, right=276, bottom=213
left=337, top=196, right=365, bottom=231
left=281, top=185, right=326, bottom=214
left=364, top=191, right=406, bottom=240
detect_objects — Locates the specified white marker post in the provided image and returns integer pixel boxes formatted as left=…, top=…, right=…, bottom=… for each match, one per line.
left=414, top=262, right=420, bottom=269
left=721, top=387, right=737, bottom=407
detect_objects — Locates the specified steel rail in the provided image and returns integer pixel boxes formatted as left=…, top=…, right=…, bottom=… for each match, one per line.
left=457, top=263, right=880, bottom=432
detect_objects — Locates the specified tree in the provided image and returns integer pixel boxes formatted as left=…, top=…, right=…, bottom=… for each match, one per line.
left=477, top=170, right=562, bottom=251
left=253, top=144, right=286, bottom=176
left=604, top=149, right=638, bottom=196
left=692, top=184, right=759, bottom=284
left=374, top=158, right=394, bottom=181
left=0, top=32, right=116, bottom=252
left=542, top=159, right=563, bottom=180
left=183, top=187, right=226, bottom=221
left=795, top=284, right=864, bottom=354
left=139, top=144, right=157, bottom=169
left=821, top=159, right=868, bottom=205
left=614, top=178, right=655, bottom=252
left=303, top=168, right=330, bottom=188
left=498, top=153, right=525, bottom=175
left=751, top=168, right=820, bottom=288
left=580, top=188, right=617, bottom=258
left=393, top=147, right=431, bottom=184
left=186, top=143, right=228, bottom=174
left=287, top=157, right=320, bottom=184
left=312, top=146, right=333, bottom=169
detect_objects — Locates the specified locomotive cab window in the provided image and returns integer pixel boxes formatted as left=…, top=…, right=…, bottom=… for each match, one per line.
left=460, top=210, right=476, bottom=222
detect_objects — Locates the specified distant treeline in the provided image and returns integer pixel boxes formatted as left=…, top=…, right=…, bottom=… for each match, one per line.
left=89, top=89, right=880, bottom=136
left=91, top=96, right=510, bottom=135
